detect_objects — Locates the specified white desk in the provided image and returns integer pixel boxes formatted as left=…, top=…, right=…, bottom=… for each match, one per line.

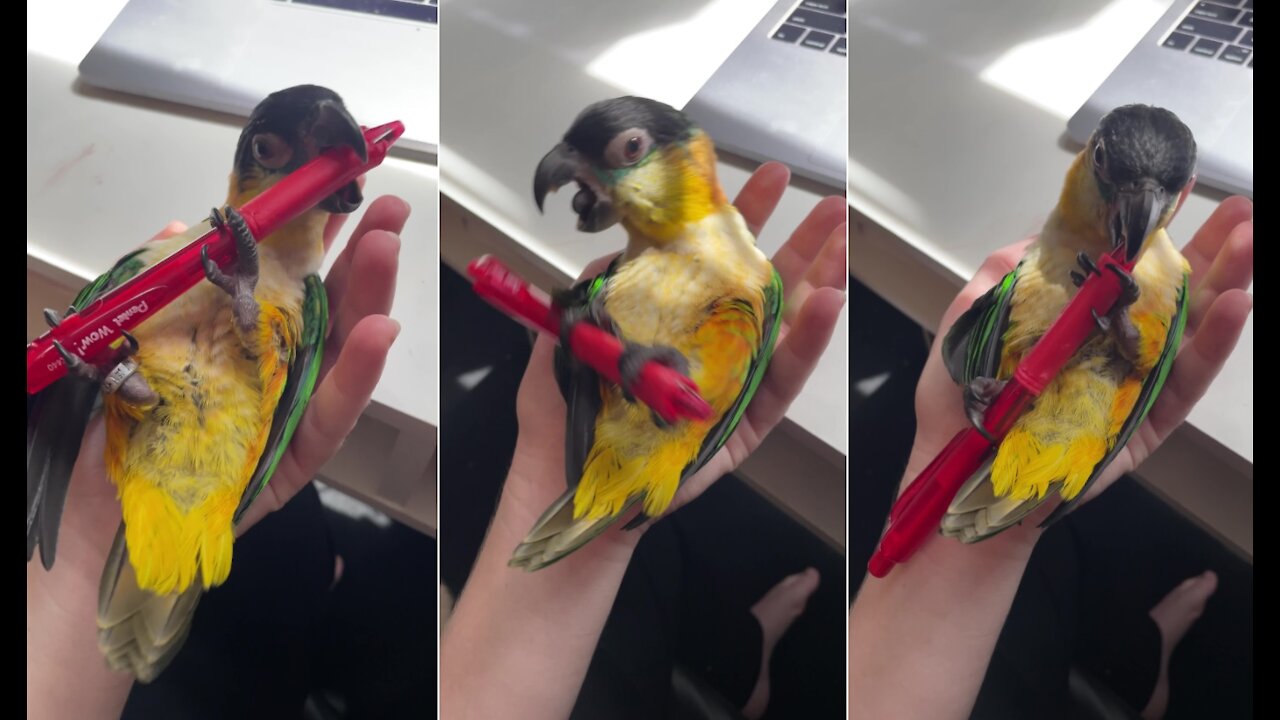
left=27, top=6, right=439, bottom=535
left=439, top=0, right=849, bottom=548
left=849, top=0, right=1253, bottom=557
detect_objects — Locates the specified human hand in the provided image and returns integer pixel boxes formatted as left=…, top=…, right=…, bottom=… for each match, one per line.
left=904, top=196, right=1253, bottom=544
left=509, top=161, right=846, bottom=522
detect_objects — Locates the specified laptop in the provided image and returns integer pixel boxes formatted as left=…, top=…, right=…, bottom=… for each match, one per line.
left=683, top=1, right=847, bottom=188
left=1068, top=0, right=1252, bottom=197
left=78, top=0, right=439, bottom=155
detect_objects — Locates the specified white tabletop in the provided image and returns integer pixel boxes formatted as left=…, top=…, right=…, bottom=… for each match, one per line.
left=27, top=3, right=439, bottom=429
left=439, top=0, right=850, bottom=456
left=848, top=0, right=1253, bottom=468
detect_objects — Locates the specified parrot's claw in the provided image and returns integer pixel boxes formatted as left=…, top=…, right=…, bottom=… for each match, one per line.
left=205, top=206, right=260, bottom=333
left=53, top=340, right=99, bottom=382
left=1106, top=263, right=1141, bottom=307
left=618, top=343, right=690, bottom=410
left=1070, top=271, right=1086, bottom=288
left=1075, top=251, right=1101, bottom=278
left=963, top=377, right=1007, bottom=443
left=1091, top=308, right=1111, bottom=333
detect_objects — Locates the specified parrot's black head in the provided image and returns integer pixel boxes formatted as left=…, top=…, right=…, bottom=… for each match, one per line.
left=534, top=97, right=718, bottom=238
left=1087, top=104, right=1196, bottom=261
left=233, top=85, right=366, bottom=214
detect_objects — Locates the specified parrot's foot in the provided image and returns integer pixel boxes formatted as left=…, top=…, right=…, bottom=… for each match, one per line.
left=619, top=342, right=690, bottom=427
left=1108, top=304, right=1142, bottom=365
left=1106, top=263, right=1141, bottom=307
left=1071, top=251, right=1101, bottom=287
left=53, top=332, right=157, bottom=405
left=42, top=305, right=76, bottom=329
left=202, top=206, right=260, bottom=334
left=963, top=377, right=1007, bottom=443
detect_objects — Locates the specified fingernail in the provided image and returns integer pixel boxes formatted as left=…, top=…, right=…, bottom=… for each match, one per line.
left=390, top=319, right=402, bottom=339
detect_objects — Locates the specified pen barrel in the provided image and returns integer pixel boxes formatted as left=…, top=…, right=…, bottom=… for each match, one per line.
left=467, top=255, right=713, bottom=424
left=26, top=122, right=404, bottom=395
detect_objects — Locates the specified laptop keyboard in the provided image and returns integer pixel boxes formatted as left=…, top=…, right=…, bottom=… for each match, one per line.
left=1162, top=1, right=1251, bottom=67
left=277, top=0, right=438, bottom=25
left=771, top=1, right=847, bottom=57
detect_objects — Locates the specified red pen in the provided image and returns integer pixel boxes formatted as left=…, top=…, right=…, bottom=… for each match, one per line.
left=867, top=248, right=1138, bottom=578
left=26, top=121, right=405, bottom=395
left=466, top=255, right=714, bottom=425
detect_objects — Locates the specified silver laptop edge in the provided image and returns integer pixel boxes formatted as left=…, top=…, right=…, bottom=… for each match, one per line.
left=78, top=0, right=438, bottom=155
left=685, top=1, right=847, bottom=189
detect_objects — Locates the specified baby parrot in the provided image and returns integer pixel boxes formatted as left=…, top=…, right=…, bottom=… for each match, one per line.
left=512, top=97, right=783, bottom=570
left=26, top=85, right=367, bottom=680
left=941, top=104, right=1196, bottom=541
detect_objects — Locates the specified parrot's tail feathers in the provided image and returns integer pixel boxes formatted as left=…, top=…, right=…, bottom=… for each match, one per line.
left=27, top=381, right=98, bottom=570
left=940, top=458, right=1049, bottom=543
left=508, top=491, right=639, bottom=571
left=97, top=524, right=202, bottom=683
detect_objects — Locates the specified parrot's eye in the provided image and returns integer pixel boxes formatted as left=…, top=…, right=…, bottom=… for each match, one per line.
left=1093, top=140, right=1106, bottom=170
left=251, top=133, right=293, bottom=170
left=604, top=128, right=653, bottom=169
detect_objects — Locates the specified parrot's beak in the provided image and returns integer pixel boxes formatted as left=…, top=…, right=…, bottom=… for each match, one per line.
left=1110, top=181, right=1165, bottom=262
left=534, top=142, right=619, bottom=233
left=310, top=99, right=367, bottom=214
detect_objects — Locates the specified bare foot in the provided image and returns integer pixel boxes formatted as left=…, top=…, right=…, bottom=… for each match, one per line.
left=1141, top=570, right=1218, bottom=720
left=742, top=567, right=821, bottom=720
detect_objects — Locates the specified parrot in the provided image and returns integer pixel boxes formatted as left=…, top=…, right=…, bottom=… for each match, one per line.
left=512, top=96, right=783, bottom=571
left=939, top=104, right=1196, bottom=542
left=26, top=84, right=367, bottom=681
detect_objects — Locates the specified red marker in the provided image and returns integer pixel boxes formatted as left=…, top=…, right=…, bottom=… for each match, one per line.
left=868, top=248, right=1140, bottom=578
left=466, top=255, right=714, bottom=425
left=26, top=121, right=404, bottom=395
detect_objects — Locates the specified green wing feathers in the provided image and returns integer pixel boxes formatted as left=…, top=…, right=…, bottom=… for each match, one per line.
left=27, top=249, right=152, bottom=569
left=943, top=265, right=1021, bottom=385
left=233, top=273, right=328, bottom=523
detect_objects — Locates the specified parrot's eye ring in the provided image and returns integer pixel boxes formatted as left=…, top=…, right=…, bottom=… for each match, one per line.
left=604, top=128, right=653, bottom=169
left=251, top=133, right=293, bottom=170
left=1093, top=140, right=1106, bottom=170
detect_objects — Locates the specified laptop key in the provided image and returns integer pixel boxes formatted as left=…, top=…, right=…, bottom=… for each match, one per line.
left=1191, top=2, right=1242, bottom=23
left=773, top=24, right=805, bottom=43
left=831, top=37, right=848, bottom=56
left=801, top=30, right=835, bottom=51
left=801, top=1, right=847, bottom=14
left=1220, top=45, right=1251, bottom=63
left=788, top=9, right=847, bottom=36
left=1239, top=12, right=1252, bottom=28
left=1177, top=17, right=1243, bottom=42
left=1163, top=32, right=1195, bottom=50
left=1190, top=38, right=1224, bottom=57
left=1241, top=31, right=1252, bottom=47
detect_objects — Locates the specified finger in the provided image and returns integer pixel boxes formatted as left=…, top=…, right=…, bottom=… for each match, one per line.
left=733, top=162, right=791, bottom=237
left=322, top=175, right=371, bottom=250
left=1145, top=289, right=1251, bottom=440
left=327, top=230, right=401, bottom=364
left=324, top=195, right=411, bottom=306
left=772, top=196, right=847, bottom=290
left=745, top=286, right=844, bottom=432
left=783, top=223, right=847, bottom=325
left=1182, top=196, right=1253, bottom=282
left=244, top=315, right=400, bottom=529
left=1186, top=218, right=1253, bottom=335
left=149, top=221, right=188, bottom=242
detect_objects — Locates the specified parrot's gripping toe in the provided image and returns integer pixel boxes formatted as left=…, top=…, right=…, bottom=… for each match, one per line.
left=963, top=377, right=1007, bottom=443
left=618, top=342, right=690, bottom=407
left=1106, top=263, right=1141, bottom=307
left=1075, top=251, right=1101, bottom=278
left=204, top=206, right=261, bottom=333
